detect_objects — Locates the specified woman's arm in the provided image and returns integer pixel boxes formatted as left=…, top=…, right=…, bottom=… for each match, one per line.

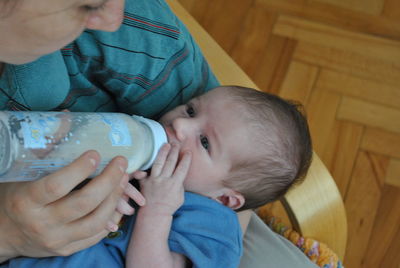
left=0, top=151, right=131, bottom=262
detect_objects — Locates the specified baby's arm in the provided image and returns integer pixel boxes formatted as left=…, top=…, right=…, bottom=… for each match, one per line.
left=125, top=143, right=192, bottom=268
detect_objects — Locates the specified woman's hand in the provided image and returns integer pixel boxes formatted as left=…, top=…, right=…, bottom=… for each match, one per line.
left=0, top=150, right=130, bottom=261
left=132, top=143, right=191, bottom=217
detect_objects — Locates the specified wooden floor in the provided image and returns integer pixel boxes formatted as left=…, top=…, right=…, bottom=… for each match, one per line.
left=177, top=0, right=400, bottom=267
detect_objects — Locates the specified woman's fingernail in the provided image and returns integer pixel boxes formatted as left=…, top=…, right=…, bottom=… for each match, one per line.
left=138, top=196, right=146, bottom=206
left=85, top=151, right=98, bottom=167
left=89, top=158, right=97, bottom=167
left=107, top=221, right=118, bottom=232
left=128, top=205, right=136, bottom=215
left=117, top=158, right=127, bottom=173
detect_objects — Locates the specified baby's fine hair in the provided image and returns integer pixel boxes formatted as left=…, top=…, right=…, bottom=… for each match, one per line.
left=221, top=86, right=312, bottom=211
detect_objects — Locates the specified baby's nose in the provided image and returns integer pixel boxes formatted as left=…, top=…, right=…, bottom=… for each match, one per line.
left=172, top=118, right=190, bottom=142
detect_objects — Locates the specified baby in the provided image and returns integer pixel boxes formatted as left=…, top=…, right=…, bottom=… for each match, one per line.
left=1, top=86, right=312, bottom=268
left=127, top=85, right=312, bottom=267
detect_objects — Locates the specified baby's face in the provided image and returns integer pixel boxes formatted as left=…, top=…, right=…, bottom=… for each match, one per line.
left=159, top=87, right=254, bottom=199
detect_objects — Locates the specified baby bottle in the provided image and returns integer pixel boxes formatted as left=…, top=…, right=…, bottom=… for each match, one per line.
left=0, top=111, right=167, bottom=182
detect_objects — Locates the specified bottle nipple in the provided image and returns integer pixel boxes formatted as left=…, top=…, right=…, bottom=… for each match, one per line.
left=131, top=115, right=168, bottom=170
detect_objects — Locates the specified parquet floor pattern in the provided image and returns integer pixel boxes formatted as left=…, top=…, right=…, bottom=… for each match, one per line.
left=177, top=0, right=400, bottom=267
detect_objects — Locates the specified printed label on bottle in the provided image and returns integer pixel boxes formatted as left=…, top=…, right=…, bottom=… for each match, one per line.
left=13, top=112, right=61, bottom=149
left=100, top=114, right=132, bottom=146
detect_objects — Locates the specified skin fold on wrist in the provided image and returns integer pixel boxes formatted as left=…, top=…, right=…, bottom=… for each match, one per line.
left=137, top=206, right=175, bottom=219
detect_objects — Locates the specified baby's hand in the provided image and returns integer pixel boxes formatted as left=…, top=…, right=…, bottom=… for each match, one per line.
left=132, top=143, right=191, bottom=216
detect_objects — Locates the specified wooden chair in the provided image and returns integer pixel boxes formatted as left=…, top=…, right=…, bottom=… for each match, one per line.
left=166, top=0, right=348, bottom=262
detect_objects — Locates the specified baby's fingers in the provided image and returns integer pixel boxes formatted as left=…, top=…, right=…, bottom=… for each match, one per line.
left=117, top=196, right=134, bottom=215
left=150, top=143, right=171, bottom=177
left=161, top=143, right=180, bottom=176
left=131, top=170, right=147, bottom=180
left=173, top=151, right=192, bottom=183
left=123, top=182, right=146, bottom=206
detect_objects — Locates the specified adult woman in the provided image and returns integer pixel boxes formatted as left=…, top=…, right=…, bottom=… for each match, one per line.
left=0, top=0, right=217, bottom=263
left=0, top=0, right=135, bottom=262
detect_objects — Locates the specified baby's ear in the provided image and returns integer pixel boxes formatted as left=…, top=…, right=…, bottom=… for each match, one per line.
left=216, top=190, right=245, bottom=210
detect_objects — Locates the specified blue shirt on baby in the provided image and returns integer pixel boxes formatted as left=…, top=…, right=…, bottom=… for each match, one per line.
left=2, top=192, right=242, bottom=268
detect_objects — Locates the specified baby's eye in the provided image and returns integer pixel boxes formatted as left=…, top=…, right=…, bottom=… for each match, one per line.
left=186, top=104, right=195, bottom=117
left=200, top=135, right=210, bottom=151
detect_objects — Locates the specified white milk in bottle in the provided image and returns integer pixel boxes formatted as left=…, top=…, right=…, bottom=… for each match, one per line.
left=0, top=111, right=167, bottom=182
